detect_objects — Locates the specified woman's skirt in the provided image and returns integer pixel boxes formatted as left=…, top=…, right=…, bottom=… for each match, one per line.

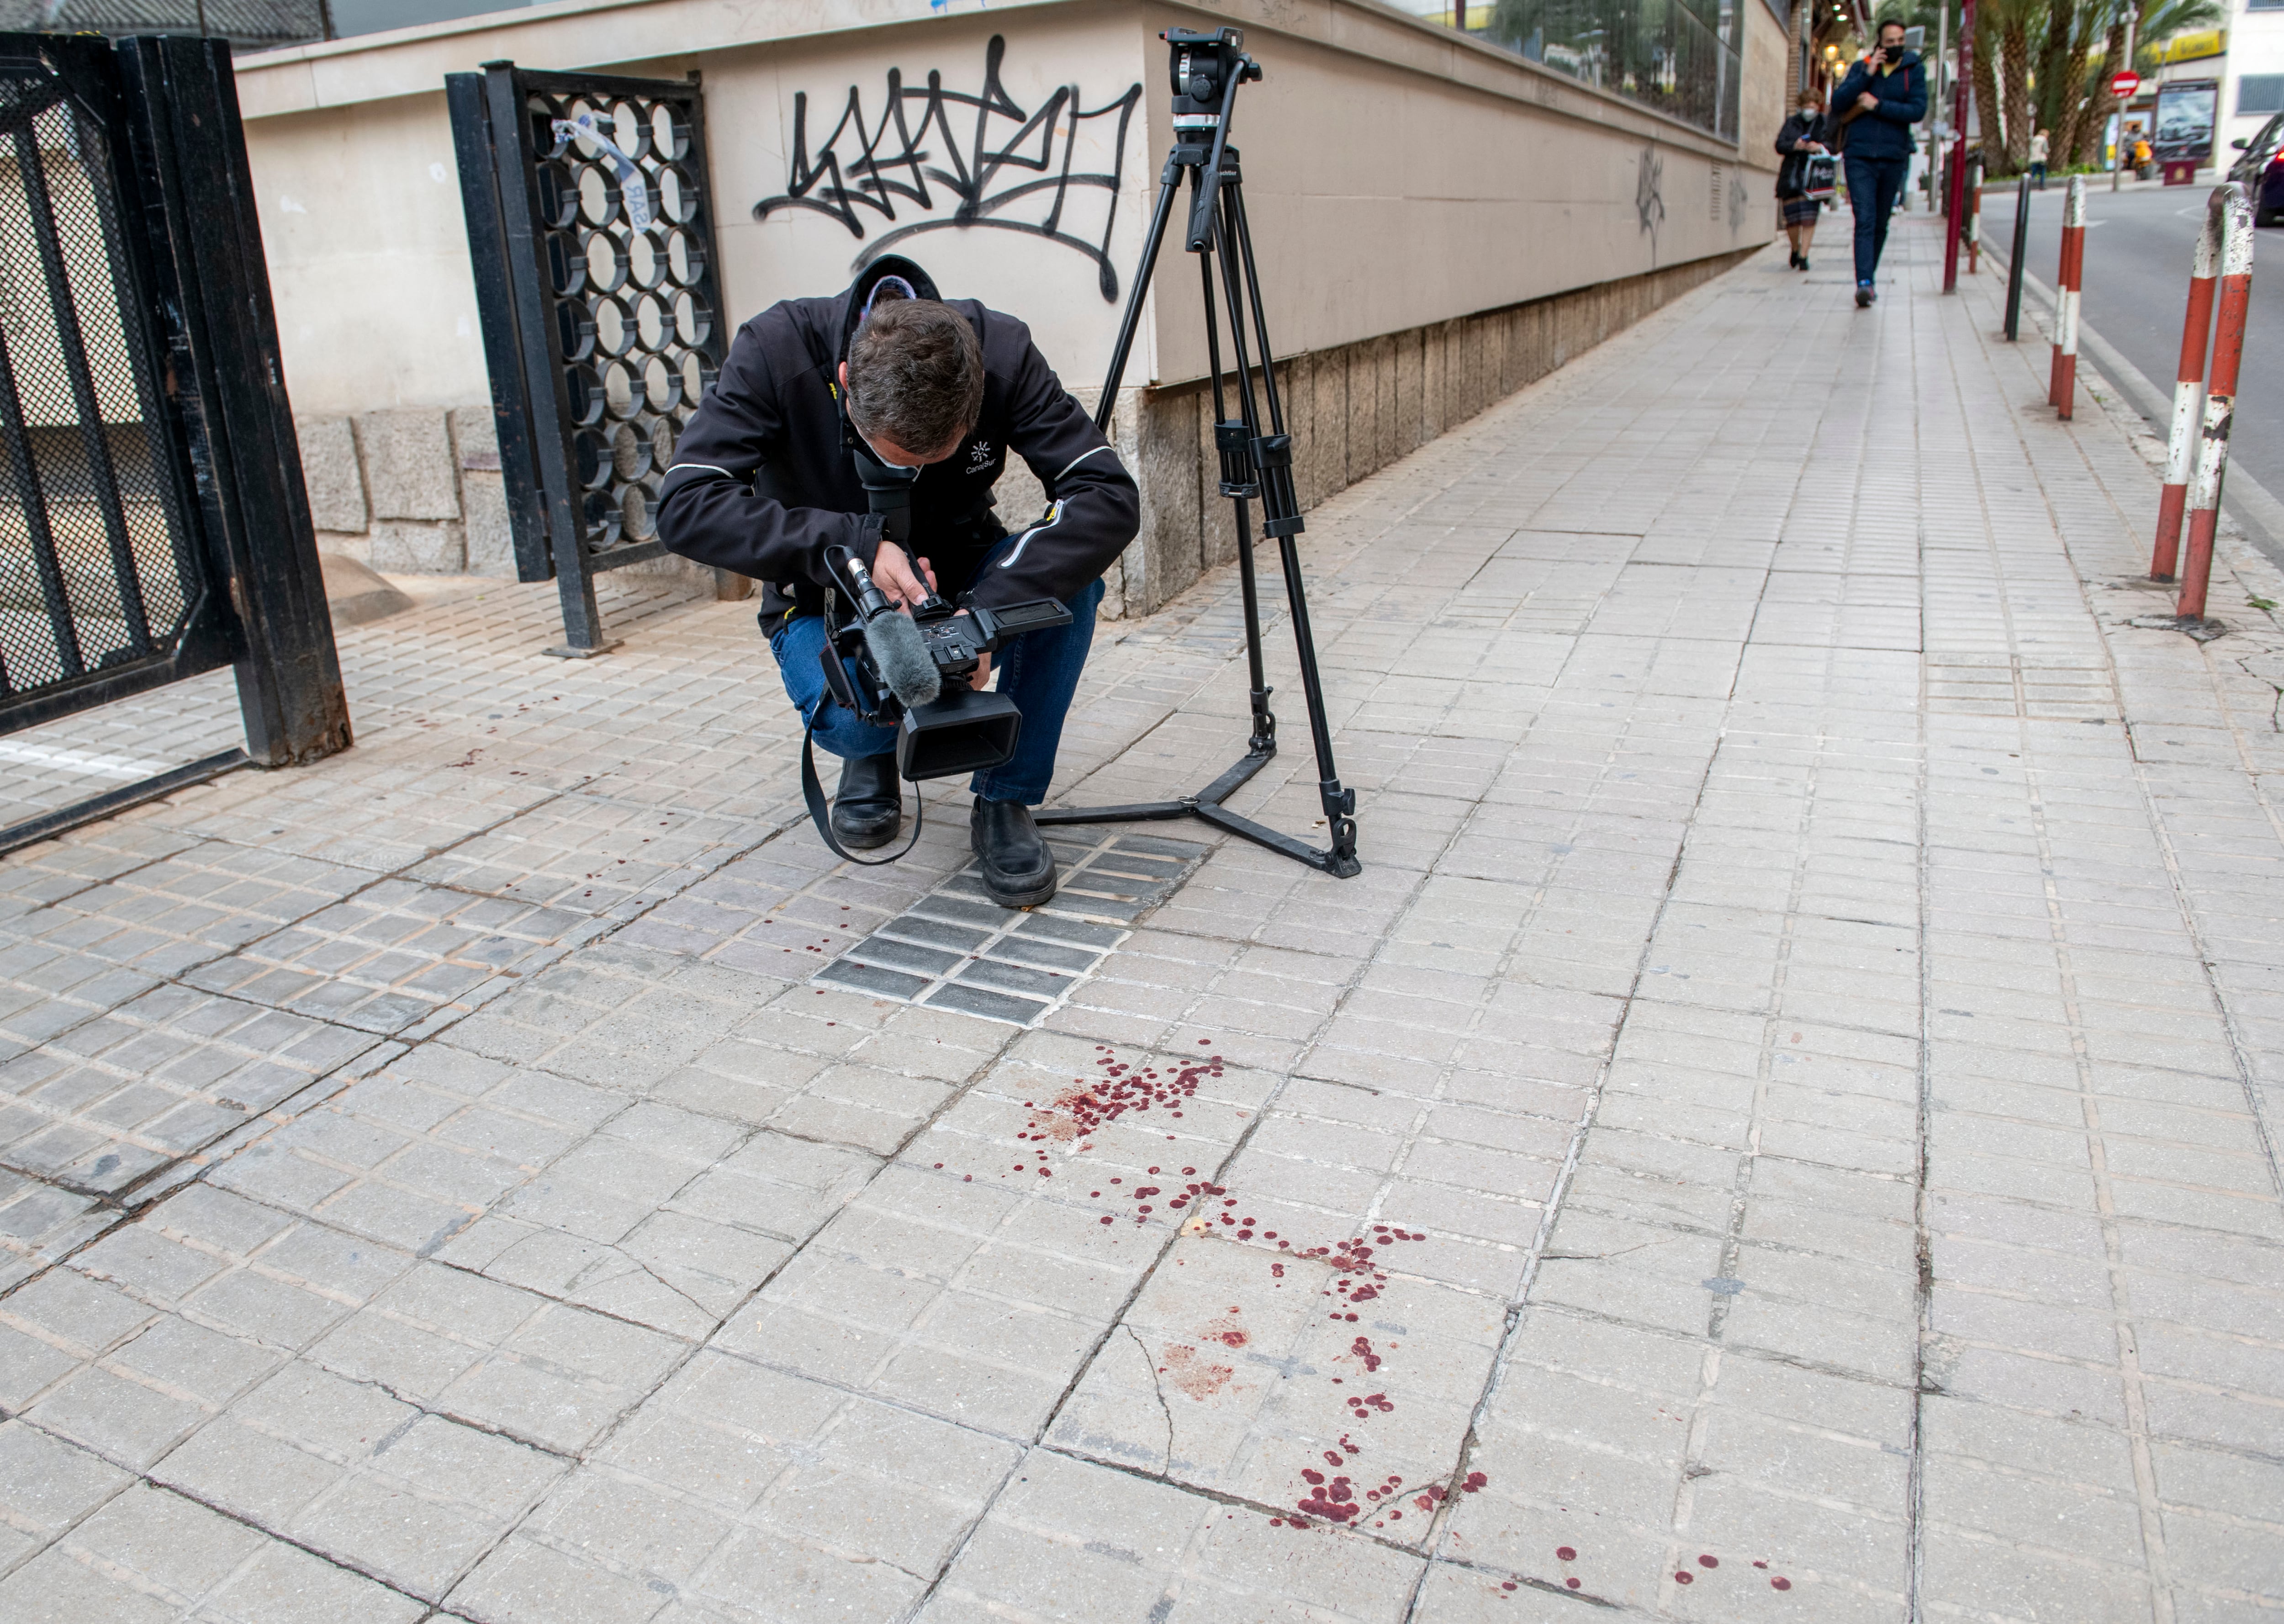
left=1781, top=195, right=1822, bottom=227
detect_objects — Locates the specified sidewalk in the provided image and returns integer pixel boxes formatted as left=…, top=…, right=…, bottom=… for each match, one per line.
left=3, top=215, right=2281, bottom=1624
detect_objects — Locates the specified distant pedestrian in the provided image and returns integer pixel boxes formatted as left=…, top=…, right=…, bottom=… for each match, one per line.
left=1833, top=20, right=1927, bottom=307
left=2029, top=128, right=2050, bottom=188
left=1775, top=90, right=1832, bottom=270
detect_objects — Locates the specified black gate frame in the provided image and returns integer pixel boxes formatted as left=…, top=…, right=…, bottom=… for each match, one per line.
left=449, top=62, right=730, bottom=656
left=0, top=32, right=350, bottom=856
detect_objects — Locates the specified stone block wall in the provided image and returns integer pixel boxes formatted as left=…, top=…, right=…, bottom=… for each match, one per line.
left=300, top=248, right=1750, bottom=616
left=294, top=404, right=515, bottom=576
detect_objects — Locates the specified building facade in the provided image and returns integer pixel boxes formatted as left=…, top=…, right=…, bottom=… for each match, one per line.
left=215, top=0, right=1788, bottom=616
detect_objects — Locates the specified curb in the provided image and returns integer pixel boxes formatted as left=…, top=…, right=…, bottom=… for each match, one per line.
left=1988, top=247, right=2284, bottom=573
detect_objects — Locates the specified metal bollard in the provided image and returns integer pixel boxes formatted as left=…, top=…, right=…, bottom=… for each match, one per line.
left=2048, top=177, right=2086, bottom=418
left=2004, top=173, right=2031, bottom=339
left=2176, top=185, right=2256, bottom=621
left=2152, top=185, right=2232, bottom=580
left=1966, top=157, right=1983, bottom=272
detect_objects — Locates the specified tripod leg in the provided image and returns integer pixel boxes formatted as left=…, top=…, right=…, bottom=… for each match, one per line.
left=1195, top=235, right=1274, bottom=756
left=1218, top=175, right=1359, bottom=876
left=1091, top=154, right=1186, bottom=435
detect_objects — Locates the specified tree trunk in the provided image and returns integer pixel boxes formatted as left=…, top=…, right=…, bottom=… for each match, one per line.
left=2065, top=16, right=2127, bottom=166
left=2001, top=21, right=2033, bottom=170
left=2035, top=0, right=2077, bottom=137
left=1975, top=16, right=2007, bottom=170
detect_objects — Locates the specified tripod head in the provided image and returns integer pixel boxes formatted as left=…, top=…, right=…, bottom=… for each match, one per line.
left=1163, top=27, right=1260, bottom=251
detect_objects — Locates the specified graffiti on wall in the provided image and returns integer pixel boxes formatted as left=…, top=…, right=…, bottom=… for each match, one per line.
left=1636, top=144, right=1665, bottom=258
left=753, top=35, right=1144, bottom=301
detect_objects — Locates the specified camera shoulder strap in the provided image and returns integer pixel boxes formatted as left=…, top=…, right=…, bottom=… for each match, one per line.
left=800, top=721, right=926, bottom=866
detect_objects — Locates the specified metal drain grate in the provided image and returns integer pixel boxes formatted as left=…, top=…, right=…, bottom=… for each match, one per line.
left=812, top=829, right=1208, bottom=1024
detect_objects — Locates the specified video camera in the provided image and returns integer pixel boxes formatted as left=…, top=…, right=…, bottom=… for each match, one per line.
left=818, top=535, right=1070, bottom=780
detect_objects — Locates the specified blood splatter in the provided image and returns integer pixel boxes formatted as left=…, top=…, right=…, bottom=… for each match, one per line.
left=1674, top=1572, right=1693, bottom=1585
left=1159, top=1344, right=1235, bottom=1399
left=1556, top=1547, right=1576, bottom=1562
left=1772, top=1577, right=1792, bottom=1591
left=1566, top=1578, right=1581, bottom=1590
left=1697, top=1555, right=1717, bottom=1569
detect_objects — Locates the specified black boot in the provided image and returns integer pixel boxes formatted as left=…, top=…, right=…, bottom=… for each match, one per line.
left=971, top=798, right=1057, bottom=907
left=831, top=754, right=902, bottom=850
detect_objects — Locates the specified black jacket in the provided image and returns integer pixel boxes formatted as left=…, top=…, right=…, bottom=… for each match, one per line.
left=1775, top=111, right=1831, bottom=197
left=657, top=257, right=1139, bottom=620
left=1831, top=51, right=1927, bottom=162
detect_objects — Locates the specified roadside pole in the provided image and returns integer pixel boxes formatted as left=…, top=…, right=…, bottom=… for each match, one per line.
left=2111, top=6, right=2137, bottom=193
left=2004, top=173, right=2031, bottom=338
left=1945, top=0, right=1977, bottom=291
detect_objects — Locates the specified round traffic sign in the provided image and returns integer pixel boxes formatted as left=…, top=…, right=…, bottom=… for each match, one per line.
left=2110, top=70, right=2141, bottom=97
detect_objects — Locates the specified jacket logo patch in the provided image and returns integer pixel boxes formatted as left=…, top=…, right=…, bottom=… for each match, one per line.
left=966, top=440, right=995, bottom=474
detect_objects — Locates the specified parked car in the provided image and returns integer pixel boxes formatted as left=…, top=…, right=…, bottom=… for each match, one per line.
left=2227, top=111, right=2284, bottom=226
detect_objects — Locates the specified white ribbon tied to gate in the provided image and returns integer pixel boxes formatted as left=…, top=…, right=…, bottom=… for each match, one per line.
left=553, top=113, right=653, bottom=230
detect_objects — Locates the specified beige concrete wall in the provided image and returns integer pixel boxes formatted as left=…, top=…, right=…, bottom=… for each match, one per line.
left=229, top=0, right=1782, bottom=612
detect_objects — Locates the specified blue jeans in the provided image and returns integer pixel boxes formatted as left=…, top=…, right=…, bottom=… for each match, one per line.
left=769, top=547, right=1103, bottom=805
left=1845, top=154, right=1909, bottom=285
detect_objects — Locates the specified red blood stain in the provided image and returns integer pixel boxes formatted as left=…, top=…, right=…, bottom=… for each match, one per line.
left=1351, top=1337, right=1382, bottom=1373
left=1556, top=1547, right=1577, bottom=1562
left=1698, top=1555, right=1717, bottom=1569
left=1566, top=1578, right=1581, bottom=1590
left=1501, top=1581, right=1517, bottom=1592
left=1295, top=1474, right=1359, bottom=1523
left=1025, top=1045, right=1225, bottom=1143
left=1674, top=1572, right=1693, bottom=1585
left=1463, top=1471, right=1487, bottom=1493
left=1160, top=1344, right=1235, bottom=1399
left=1772, top=1577, right=1792, bottom=1591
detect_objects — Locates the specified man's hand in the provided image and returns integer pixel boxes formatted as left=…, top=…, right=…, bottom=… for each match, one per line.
left=1858, top=91, right=1880, bottom=112
left=970, top=653, right=993, bottom=692
left=871, top=541, right=937, bottom=609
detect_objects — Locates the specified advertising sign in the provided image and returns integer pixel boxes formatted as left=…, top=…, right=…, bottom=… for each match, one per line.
left=2153, top=78, right=2219, bottom=164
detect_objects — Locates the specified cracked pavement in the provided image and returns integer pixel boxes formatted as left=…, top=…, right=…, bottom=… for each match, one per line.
left=2, top=219, right=2282, bottom=1622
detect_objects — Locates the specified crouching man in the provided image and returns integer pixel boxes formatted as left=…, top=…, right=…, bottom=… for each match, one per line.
left=657, top=258, right=1138, bottom=907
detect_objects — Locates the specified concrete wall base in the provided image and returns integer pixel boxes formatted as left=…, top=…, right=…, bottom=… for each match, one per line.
left=1073, top=245, right=1760, bottom=620
left=294, top=248, right=1755, bottom=618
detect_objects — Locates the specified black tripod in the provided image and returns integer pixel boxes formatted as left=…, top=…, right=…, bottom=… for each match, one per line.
left=1035, top=27, right=1360, bottom=878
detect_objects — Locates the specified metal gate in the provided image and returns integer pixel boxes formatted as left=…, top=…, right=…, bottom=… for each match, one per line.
left=0, top=31, right=349, bottom=853
left=449, top=63, right=730, bottom=656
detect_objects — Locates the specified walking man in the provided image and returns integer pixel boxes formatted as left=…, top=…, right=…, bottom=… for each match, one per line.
left=2029, top=127, right=2050, bottom=188
left=1834, top=20, right=1927, bottom=307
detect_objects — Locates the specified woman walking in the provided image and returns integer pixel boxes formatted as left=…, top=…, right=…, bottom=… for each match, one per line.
left=1775, top=90, right=1831, bottom=271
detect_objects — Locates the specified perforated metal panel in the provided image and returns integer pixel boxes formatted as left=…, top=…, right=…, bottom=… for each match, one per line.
left=0, top=43, right=207, bottom=723
left=450, top=64, right=728, bottom=653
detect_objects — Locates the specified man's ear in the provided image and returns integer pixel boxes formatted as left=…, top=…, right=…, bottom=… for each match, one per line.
left=837, top=360, right=848, bottom=392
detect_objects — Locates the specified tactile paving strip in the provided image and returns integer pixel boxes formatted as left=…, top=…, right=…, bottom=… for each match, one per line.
left=812, top=828, right=1208, bottom=1025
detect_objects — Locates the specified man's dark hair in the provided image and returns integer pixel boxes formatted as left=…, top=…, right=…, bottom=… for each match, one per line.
left=845, top=297, right=984, bottom=455
left=1878, top=18, right=1906, bottom=37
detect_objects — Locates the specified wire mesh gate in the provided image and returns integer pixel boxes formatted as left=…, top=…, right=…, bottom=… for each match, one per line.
left=449, top=63, right=730, bottom=656
left=0, top=31, right=349, bottom=856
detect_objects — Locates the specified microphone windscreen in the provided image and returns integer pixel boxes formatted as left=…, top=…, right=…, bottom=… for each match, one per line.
left=862, top=611, right=941, bottom=708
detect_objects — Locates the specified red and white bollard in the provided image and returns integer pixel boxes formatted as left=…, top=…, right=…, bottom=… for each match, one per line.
left=2048, top=177, right=2086, bottom=418
left=2152, top=185, right=2233, bottom=581
left=2176, top=185, right=2256, bottom=621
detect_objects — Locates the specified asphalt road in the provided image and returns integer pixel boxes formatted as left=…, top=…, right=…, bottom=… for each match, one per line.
left=1976, top=180, right=2281, bottom=508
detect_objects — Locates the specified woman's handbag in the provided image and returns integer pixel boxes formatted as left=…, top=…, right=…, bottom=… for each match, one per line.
left=1803, top=153, right=1838, bottom=199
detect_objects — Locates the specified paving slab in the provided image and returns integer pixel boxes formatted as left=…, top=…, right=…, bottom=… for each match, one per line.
left=0, top=219, right=2281, bottom=1621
